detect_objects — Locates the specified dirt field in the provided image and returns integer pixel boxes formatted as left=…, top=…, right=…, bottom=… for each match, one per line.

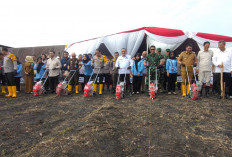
left=0, top=90, right=231, bottom=157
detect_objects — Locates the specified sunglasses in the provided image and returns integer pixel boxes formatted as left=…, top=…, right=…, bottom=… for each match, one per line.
left=150, top=49, right=155, bottom=50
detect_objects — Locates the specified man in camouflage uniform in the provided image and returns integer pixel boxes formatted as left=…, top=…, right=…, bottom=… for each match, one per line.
left=156, top=48, right=166, bottom=92
left=146, top=46, right=165, bottom=92
left=162, top=49, right=170, bottom=92
left=68, top=53, right=80, bottom=94
left=110, top=52, right=119, bottom=93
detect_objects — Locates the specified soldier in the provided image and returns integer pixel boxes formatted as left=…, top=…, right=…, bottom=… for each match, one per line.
left=156, top=48, right=166, bottom=92
left=178, top=44, right=197, bottom=97
left=2, top=48, right=18, bottom=98
left=162, top=49, right=170, bottom=92
left=146, top=46, right=164, bottom=93
left=91, top=49, right=106, bottom=95
left=110, top=52, right=119, bottom=93
left=146, top=46, right=159, bottom=80
left=68, top=53, right=80, bottom=94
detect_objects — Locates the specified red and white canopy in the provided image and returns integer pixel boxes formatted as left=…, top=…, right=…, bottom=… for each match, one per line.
left=66, top=27, right=232, bottom=56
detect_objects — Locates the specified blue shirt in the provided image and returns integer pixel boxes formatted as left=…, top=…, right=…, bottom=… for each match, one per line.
left=166, top=59, right=177, bottom=73
left=84, top=60, right=93, bottom=76
left=132, top=60, right=144, bottom=76
left=15, top=64, right=22, bottom=77
left=34, top=64, right=46, bottom=79
left=61, top=58, right=69, bottom=71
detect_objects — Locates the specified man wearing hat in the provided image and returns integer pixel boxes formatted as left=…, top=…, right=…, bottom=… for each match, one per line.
left=156, top=48, right=165, bottom=92
left=146, top=46, right=164, bottom=93
left=162, top=49, right=170, bottom=92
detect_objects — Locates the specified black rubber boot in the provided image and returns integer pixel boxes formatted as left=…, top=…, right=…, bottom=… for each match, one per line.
left=205, top=86, right=210, bottom=97
left=199, top=89, right=203, bottom=97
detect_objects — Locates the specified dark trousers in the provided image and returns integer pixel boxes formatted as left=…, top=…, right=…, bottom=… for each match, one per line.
left=163, top=72, right=167, bottom=90
left=133, top=76, right=142, bottom=93
left=104, top=73, right=112, bottom=88
left=230, top=77, right=232, bottom=96
left=36, top=78, right=49, bottom=91
left=212, top=73, right=218, bottom=93
left=0, top=73, right=6, bottom=85
left=214, top=73, right=231, bottom=95
left=168, top=73, right=177, bottom=92
left=5, top=72, right=15, bottom=86
left=49, top=76, right=59, bottom=93
left=93, top=74, right=104, bottom=84
left=119, top=74, right=130, bottom=92
left=112, top=73, right=118, bottom=90
left=15, top=77, right=21, bottom=91
left=84, top=75, right=90, bottom=84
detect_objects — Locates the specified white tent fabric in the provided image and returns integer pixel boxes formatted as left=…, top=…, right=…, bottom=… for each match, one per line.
left=145, top=31, right=188, bottom=45
left=146, top=36, right=183, bottom=54
left=193, top=35, right=232, bottom=48
left=66, top=27, right=232, bottom=57
left=103, top=30, right=145, bottom=57
left=66, top=37, right=103, bottom=56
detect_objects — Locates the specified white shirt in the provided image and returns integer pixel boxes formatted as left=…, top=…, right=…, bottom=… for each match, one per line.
left=115, top=55, right=133, bottom=74
left=197, top=49, right=214, bottom=72
left=212, top=49, right=232, bottom=73
left=46, top=57, right=62, bottom=77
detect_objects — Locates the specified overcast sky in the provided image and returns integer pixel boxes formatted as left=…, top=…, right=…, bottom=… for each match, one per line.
left=1, top=0, right=231, bottom=47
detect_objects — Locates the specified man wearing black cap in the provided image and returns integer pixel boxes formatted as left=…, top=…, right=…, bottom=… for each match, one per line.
left=156, top=48, right=165, bottom=92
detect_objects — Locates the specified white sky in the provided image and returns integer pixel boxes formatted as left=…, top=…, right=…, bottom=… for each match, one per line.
left=1, top=0, right=232, bottom=48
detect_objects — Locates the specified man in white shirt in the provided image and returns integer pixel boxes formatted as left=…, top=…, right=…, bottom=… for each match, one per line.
left=212, top=40, right=232, bottom=99
left=46, top=51, right=62, bottom=93
left=115, top=48, right=133, bottom=93
left=196, top=41, right=214, bottom=97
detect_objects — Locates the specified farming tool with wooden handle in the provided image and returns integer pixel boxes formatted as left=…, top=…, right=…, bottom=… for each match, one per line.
left=220, top=63, right=225, bottom=99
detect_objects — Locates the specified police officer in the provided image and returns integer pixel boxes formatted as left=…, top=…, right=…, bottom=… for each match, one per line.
left=2, top=48, right=18, bottom=98
left=91, top=49, right=106, bottom=95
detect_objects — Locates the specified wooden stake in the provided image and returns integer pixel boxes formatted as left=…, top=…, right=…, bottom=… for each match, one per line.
left=220, top=63, right=224, bottom=98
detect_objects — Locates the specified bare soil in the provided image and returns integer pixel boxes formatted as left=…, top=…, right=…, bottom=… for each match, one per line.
left=0, top=90, right=231, bottom=157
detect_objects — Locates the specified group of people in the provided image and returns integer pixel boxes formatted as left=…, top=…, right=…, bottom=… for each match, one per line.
left=0, top=40, right=232, bottom=99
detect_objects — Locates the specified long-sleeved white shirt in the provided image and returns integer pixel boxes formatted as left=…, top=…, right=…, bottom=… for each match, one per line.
left=212, top=49, right=232, bottom=73
left=115, top=55, right=133, bottom=74
left=197, top=49, right=214, bottom=72
left=46, top=57, right=62, bottom=77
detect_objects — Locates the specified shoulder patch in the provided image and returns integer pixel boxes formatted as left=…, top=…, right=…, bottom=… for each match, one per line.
left=10, top=54, right=17, bottom=61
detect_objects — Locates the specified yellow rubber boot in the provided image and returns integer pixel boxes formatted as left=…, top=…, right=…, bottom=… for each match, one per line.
left=181, top=85, right=186, bottom=97
left=68, top=85, right=72, bottom=92
left=1, top=85, right=6, bottom=94
left=75, top=85, right=79, bottom=94
left=12, top=86, right=17, bottom=98
left=5, top=86, right=13, bottom=97
left=99, top=84, right=103, bottom=95
left=187, top=84, right=190, bottom=96
left=94, top=84, right=97, bottom=93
